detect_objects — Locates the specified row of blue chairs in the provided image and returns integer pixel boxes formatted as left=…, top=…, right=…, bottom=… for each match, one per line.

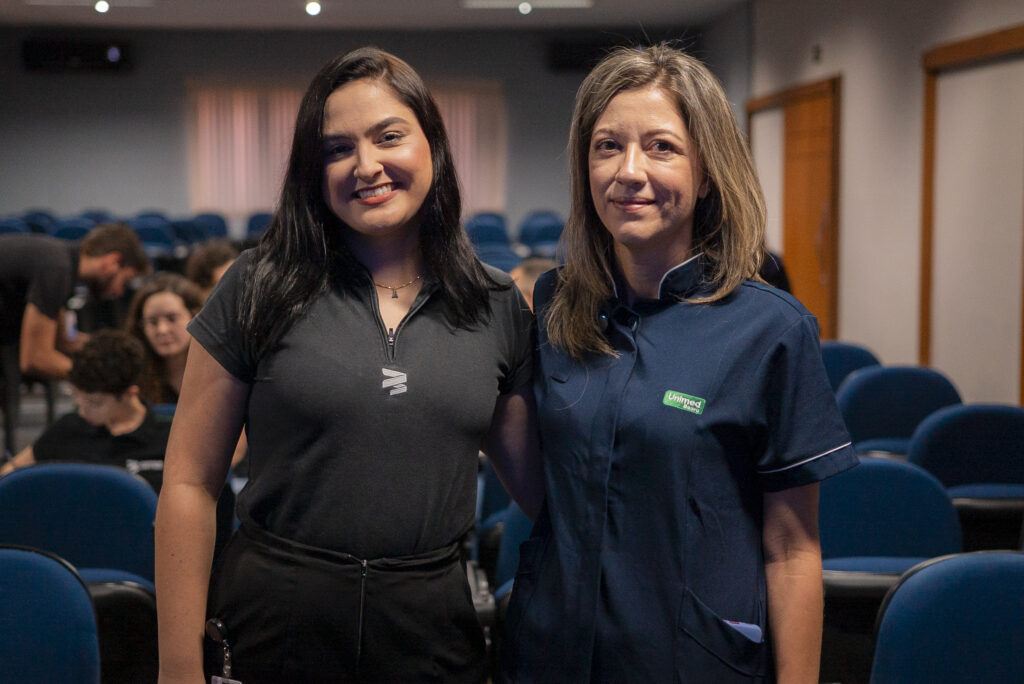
left=467, top=211, right=564, bottom=272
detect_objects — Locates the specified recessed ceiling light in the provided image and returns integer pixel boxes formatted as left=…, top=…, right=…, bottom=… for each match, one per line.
left=305, top=1, right=321, bottom=16
left=94, top=0, right=109, bottom=12
left=518, top=2, right=532, bottom=14
left=464, top=0, right=592, bottom=8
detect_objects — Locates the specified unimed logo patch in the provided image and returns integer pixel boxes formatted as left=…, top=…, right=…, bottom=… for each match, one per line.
left=663, top=390, right=706, bottom=415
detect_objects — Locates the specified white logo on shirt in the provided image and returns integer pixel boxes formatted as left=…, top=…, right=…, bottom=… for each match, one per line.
left=382, top=368, right=407, bottom=396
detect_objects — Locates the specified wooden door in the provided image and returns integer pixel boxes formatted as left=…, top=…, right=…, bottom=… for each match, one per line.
left=748, top=78, right=841, bottom=338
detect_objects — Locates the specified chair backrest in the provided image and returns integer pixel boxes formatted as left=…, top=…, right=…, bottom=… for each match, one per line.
left=474, top=243, right=522, bottom=273
left=835, top=365, right=961, bottom=444
left=908, top=404, right=1024, bottom=488
left=0, top=218, right=30, bottom=234
left=22, top=209, right=58, bottom=233
left=494, top=502, right=534, bottom=589
left=819, top=457, right=961, bottom=559
left=192, top=212, right=229, bottom=238
left=821, top=341, right=881, bottom=392
left=54, top=217, right=97, bottom=241
left=247, top=211, right=272, bottom=237
left=870, top=551, right=1024, bottom=683
left=0, top=546, right=101, bottom=683
left=0, top=463, right=159, bottom=581
left=79, top=209, right=115, bottom=224
left=517, top=211, right=563, bottom=247
left=465, top=212, right=510, bottom=245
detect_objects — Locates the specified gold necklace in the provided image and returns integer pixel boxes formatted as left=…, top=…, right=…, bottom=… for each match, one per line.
left=373, top=274, right=423, bottom=298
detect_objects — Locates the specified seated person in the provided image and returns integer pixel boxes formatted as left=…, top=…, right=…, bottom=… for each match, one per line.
left=184, top=240, right=238, bottom=302
left=510, top=256, right=557, bottom=312
left=1, top=329, right=169, bottom=490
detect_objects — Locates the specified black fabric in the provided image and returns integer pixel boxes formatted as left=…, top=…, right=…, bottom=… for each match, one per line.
left=32, top=409, right=170, bottom=491
left=205, top=522, right=486, bottom=683
left=0, top=234, right=78, bottom=345
left=188, top=250, right=534, bottom=559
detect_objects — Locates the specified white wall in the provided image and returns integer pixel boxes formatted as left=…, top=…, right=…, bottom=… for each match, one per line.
left=751, top=0, right=1024, bottom=367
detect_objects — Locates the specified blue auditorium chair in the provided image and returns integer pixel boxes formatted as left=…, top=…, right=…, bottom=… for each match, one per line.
left=22, top=209, right=58, bottom=233
left=818, top=456, right=962, bottom=684
left=517, top=210, right=563, bottom=258
left=0, top=546, right=101, bottom=684
left=870, top=551, right=1024, bottom=684
left=908, top=404, right=1024, bottom=550
left=465, top=212, right=510, bottom=246
left=247, top=211, right=273, bottom=238
left=835, top=365, right=961, bottom=455
left=192, top=212, right=230, bottom=239
left=0, top=463, right=159, bottom=589
left=0, top=217, right=30, bottom=234
left=53, top=217, right=96, bottom=241
left=820, top=340, right=881, bottom=393
left=475, top=243, right=522, bottom=273
left=79, top=209, right=115, bottom=224
left=132, top=215, right=177, bottom=259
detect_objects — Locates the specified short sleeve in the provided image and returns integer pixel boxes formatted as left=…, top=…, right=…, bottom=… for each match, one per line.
left=187, top=250, right=257, bottom=383
left=755, top=315, right=857, bottom=491
left=496, top=280, right=536, bottom=395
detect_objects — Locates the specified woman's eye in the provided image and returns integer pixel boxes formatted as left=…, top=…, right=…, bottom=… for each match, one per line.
left=594, top=139, right=618, bottom=152
left=325, top=142, right=352, bottom=156
left=651, top=140, right=675, bottom=153
left=379, top=131, right=404, bottom=145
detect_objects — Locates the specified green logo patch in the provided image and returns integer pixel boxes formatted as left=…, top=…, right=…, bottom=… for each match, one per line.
left=663, top=390, right=706, bottom=415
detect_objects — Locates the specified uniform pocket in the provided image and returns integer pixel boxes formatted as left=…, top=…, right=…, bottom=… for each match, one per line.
left=676, top=587, right=769, bottom=682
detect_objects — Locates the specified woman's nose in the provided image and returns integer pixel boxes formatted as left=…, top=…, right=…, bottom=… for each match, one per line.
left=614, top=145, right=646, bottom=185
left=354, top=144, right=383, bottom=181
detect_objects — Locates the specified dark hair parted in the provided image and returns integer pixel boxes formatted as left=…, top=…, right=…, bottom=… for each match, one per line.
left=69, top=329, right=146, bottom=396
left=81, top=222, right=151, bottom=276
left=240, top=46, right=497, bottom=358
left=185, top=239, right=238, bottom=290
left=126, top=272, right=204, bottom=404
left=546, top=44, right=767, bottom=358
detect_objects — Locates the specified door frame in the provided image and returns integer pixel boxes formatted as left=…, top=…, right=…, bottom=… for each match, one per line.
left=919, top=23, right=1024, bottom=402
left=746, top=76, right=842, bottom=339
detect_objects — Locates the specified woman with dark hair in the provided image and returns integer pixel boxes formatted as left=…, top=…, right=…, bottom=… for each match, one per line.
left=156, top=47, right=541, bottom=683
left=126, top=272, right=204, bottom=405
left=503, top=45, right=856, bottom=682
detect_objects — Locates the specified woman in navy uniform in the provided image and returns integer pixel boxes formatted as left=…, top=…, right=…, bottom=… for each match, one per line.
left=155, top=48, right=542, bottom=684
left=503, top=45, right=856, bottom=683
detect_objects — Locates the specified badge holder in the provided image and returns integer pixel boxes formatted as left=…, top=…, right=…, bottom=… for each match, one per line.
left=207, top=618, right=242, bottom=684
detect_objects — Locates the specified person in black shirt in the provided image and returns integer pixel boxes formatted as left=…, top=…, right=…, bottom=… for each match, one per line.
left=155, top=47, right=542, bottom=684
left=1, top=329, right=168, bottom=490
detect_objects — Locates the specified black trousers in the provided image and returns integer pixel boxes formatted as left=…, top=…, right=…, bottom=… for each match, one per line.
left=205, top=522, right=486, bottom=683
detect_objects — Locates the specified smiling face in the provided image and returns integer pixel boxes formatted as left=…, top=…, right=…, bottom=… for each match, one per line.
left=321, top=78, right=433, bottom=248
left=141, top=291, right=192, bottom=359
left=588, top=85, right=708, bottom=265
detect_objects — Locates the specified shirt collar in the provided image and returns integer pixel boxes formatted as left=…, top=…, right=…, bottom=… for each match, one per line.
left=610, top=252, right=707, bottom=302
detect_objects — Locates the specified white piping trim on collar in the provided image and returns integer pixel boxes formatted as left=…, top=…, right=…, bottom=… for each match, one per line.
left=758, top=442, right=853, bottom=474
left=656, top=252, right=702, bottom=298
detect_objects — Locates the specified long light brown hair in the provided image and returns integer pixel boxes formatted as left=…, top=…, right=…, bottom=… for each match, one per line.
left=546, top=44, right=766, bottom=358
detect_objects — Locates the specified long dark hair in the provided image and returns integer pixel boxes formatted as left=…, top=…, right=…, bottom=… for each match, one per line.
left=241, top=46, right=496, bottom=358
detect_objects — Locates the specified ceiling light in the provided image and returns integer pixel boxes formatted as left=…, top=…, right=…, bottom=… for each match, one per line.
left=464, top=0, right=592, bottom=8
left=94, top=0, right=109, bottom=12
left=305, top=1, right=321, bottom=15
left=518, top=2, right=532, bottom=14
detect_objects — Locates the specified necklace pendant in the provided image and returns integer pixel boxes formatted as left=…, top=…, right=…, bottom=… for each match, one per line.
left=392, top=289, right=399, bottom=298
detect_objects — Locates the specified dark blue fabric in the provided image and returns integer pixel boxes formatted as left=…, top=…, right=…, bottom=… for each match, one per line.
left=820, top=341, right=880, bottom=393
left=854, top=437, right=910, bottom=455
left=836, top=365, right=961, bottom=447
left=819, top=457, right=961, bottom=560
left=494, top=502, right=533, bottom=589
left=822, top=557, right=926, bottom=573
left=504, top=257, right=856, bottom=683
left=0, top=463, right=159, bottom=581
left=871, top=552, right=1024, bottom=683
left=908, top=404, right=1024, bottom=488
left=0, top=546, right=100, bottom=683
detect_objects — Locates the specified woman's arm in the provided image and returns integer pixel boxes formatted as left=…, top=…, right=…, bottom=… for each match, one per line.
left=763, top=482, right=822, bottom=684
left=155, top=343, right=248, bottom=684
left=483, top=383, right=544, bottom=520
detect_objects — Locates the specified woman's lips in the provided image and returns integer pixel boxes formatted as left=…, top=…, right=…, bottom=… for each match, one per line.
left=353, top=183, right=398, bottom=205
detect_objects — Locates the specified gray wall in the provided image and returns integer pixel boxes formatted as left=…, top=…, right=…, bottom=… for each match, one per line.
left=0, top=21, right=750, bottom=235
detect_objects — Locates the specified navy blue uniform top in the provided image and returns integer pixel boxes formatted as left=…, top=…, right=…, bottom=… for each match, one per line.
left=503, top=255, right=857, bottom=683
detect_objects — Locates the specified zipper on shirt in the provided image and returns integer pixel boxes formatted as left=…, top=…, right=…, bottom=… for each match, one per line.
left=387, top=328, right=396, bottom=355
left=367, top=280, right=431, bottom=362
left=355, top=559, right=368, bottom=673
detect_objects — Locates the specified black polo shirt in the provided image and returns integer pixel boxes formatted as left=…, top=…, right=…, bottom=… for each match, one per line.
left=0, top=235, right=78, bottom=344
left=505, top=254, right=857, bottom=682
left=33, top=409, right=170, bottom=492
left=189, top=250, right=533, bottom=559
